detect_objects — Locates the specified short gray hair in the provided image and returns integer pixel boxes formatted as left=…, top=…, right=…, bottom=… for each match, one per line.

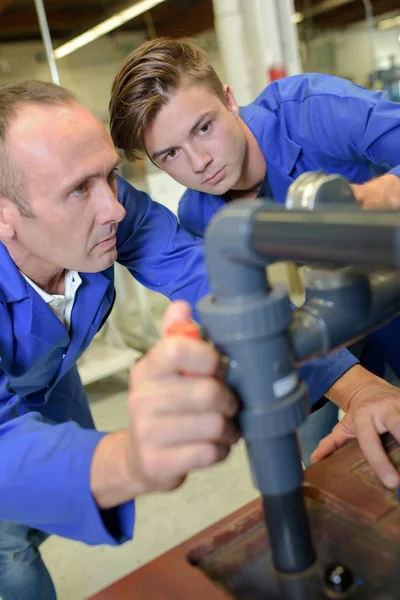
left=0, top=80, right=75, bottom=216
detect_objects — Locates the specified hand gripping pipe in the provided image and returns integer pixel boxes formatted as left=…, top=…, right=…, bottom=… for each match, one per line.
left=197, top=200, right=400, bottom=575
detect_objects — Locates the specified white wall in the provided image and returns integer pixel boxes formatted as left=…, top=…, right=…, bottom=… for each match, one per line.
left=302, top=17, right=400, bottom=87
left=334, top=25, right=400, bottom=86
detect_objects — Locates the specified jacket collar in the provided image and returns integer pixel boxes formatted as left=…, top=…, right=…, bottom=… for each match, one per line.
left=0, top=242, right=31, bottom=303
left=239, top=104, right=302, bottom=177
left=0, top=241, right=112, bottom=349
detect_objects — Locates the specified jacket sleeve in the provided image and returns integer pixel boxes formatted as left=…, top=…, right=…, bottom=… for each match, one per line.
left=0, top=298, right=134, bottom=544
left=0, top=400, right=135, bottom=544
left=297, top=350, right=358, bottom=406
left=116, top=176, right=209, bottom=307
left=177, top=190, right=198, bottom=236
left=262, top=74, right=400, bottom=177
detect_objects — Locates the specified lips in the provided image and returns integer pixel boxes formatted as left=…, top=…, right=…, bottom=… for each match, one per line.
left=100, top=235, right=114, bottom=244
left=97, top=235, right=116, bottom=249
left=204, top=167, right=224, bottom=185
left=96, top=228, right=117, bottom=249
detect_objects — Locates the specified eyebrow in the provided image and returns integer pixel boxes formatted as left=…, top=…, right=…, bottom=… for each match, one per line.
left=151, top=111, right=213, bottom=160
left=63, top=157, right=121, bottom=194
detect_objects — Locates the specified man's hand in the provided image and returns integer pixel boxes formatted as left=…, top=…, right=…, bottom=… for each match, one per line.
left=351, top=174, right=400, bottom=208
left=91, top=301, right=239, bottom=508
left=311, top=372, right=400, bottom=489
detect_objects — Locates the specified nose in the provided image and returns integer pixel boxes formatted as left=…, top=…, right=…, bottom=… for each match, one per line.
left=96, top=182, right=126, bottom=225
left=187, top=147, right=212, bottom=174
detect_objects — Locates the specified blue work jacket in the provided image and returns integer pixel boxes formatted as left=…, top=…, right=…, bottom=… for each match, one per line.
left=0, top=176, right=208, bottom=546
left=178, top=73, right=400, bottom=386
left=0, top=160, right=383, bottom=548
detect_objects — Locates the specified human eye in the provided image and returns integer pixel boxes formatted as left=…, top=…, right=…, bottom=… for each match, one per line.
left=163, top=149, right=178, bottom=162
left=108, top=166, right=120, bottom=181
left=197, top=121, right=212, bottom=136
left=72, top=182, right=88, bottom=197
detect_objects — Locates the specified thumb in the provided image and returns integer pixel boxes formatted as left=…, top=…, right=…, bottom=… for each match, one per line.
left=162, top=301, right=193, bottom=336
left=310, top=423, right=353, bottom=464
left=350, top=183, right=364, bottom=205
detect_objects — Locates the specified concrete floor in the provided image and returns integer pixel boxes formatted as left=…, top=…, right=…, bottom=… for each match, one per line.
left=41, top=376, right=259, bottom=599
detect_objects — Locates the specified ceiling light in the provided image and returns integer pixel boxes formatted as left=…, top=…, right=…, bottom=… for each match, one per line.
left=292, top=12, right=304, bottom=24
left=377, top=15, right=400, bottom=30
left=54, top=0, right=166, bottom=59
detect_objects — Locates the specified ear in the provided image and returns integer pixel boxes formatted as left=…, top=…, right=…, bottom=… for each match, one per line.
left=223, top=84, right=239, bottom=119
left=0, top=196, right=17, bottom=241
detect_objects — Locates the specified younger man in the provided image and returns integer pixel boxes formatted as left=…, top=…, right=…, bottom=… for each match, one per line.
left=109, top=36, right=400, bottom=464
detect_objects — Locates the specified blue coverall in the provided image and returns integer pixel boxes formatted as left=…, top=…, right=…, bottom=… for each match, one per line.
left=3, top=76, right=399, bottom=594
left=178, top=73, right=400, bottom=459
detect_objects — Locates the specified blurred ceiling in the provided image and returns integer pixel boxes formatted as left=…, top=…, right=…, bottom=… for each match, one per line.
left=0, top=0, right=399, bottom=44
left=0, top=0, right=214, bottom=43
left=294, top=0, right=400, bottom=29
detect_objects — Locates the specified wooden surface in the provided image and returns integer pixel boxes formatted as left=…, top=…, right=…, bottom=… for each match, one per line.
left=89, top=436, right=400, bottom=600
left=303, top=433, right=400, bottom=535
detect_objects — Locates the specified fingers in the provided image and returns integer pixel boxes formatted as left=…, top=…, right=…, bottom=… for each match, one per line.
left=133, top=336, right=222, bottom=382
left=130, top=377, right=238, bottom=418
left=162, top=300, right=193, bottom=336
left=355, top=411, right=400, bottom=488
left=135, top=413, right=240, bottom=447
left=312, top=409, right=400, bottom=489
left=310, top=423, right=352, bottom=464
left=375, top=407, right=400, bottom=449
left=351, top=175, right=400, bottom=208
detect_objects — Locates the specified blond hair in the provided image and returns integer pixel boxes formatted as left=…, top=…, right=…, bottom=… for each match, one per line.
left=109, top=37, right=225, bottom=161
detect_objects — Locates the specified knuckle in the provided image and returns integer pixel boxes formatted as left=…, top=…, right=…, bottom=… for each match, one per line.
left=199, top=379, right=221, bottom=407
left=210, top=414, right=226, bottom=439
left=200, top=443, right=220, bottom=466
left=164, top=337, right=186, bottom=366
left=130, top=351, right=153, bottom=385
left=134, top=417, right=156, bottom=445
left=140, top=449, right=161, bottom=479
left=127, top=389, right=146, bottom=414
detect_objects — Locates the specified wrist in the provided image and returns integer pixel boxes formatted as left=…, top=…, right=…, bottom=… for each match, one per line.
left=90, top=429, right=148, bottom=509
left=325, top=364, right=377, bottom=412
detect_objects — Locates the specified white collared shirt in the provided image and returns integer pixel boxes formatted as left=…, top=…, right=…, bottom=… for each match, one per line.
left=21, top=270, right=82, bottom=330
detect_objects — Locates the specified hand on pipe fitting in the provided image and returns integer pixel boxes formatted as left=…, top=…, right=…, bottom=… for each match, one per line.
left=127, top=301, right=239, bottom=493
left=91, top=301, right=239, bottom=509
left=351, top=174, right=400, bottom=209
left=311, top=366, right=400, bottom=489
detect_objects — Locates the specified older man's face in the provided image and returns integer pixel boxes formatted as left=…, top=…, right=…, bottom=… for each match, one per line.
left=3, top=100, right=126, bottom=274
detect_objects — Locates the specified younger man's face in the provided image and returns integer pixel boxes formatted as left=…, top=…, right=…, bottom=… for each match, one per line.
left=144, top=84, right=247, bottom=195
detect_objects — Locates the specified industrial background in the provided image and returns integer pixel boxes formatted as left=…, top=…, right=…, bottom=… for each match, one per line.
left=1, top=1, right=400, bottom=597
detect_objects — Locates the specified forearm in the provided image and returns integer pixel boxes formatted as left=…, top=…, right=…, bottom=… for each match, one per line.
left=90, top=429, right=147, bottom=509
